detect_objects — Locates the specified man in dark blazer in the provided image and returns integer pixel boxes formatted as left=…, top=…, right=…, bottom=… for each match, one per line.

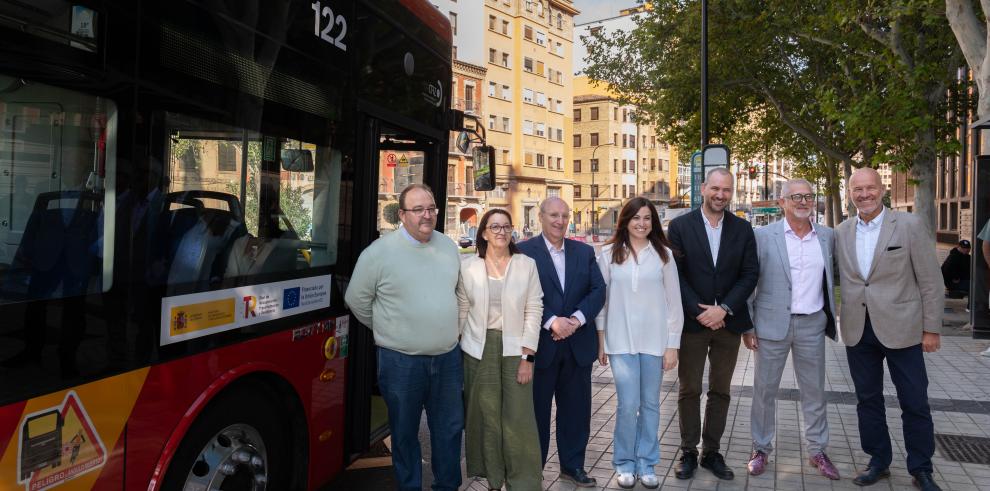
left=667, top=168, right=758, bottom=481
left=517, top=197, right=606, bottom=488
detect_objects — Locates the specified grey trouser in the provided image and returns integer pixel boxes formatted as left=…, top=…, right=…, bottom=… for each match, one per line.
left=751, top=309, right=829, bottom=455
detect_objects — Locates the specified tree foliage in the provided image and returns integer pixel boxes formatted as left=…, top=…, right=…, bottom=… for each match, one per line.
left=583, top=0, right=963, bottom=230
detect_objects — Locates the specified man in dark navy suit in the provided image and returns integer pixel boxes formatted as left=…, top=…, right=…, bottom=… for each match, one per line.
left=517, top=197, right=606, bottom=488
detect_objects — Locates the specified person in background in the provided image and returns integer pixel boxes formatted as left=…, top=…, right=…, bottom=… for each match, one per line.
left=834, top=168, right=943, bottom=491
left=458, top=209, right=544, bottom=490
left=344, top=183, right=463, bottom=491
left=666, top=168, right=759, bottom=482
left=940, top=239, right=971, bottom=297
left=742, top=179, right=839, bottom=481
left=595, top=197, right=682, bottom=489
left=979, top=219, right=990, bottom=357
left=517, top=197, right=606, bottom=488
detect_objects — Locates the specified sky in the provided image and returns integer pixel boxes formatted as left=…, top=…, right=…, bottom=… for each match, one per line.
left=572, top=0, right=637, bottom=25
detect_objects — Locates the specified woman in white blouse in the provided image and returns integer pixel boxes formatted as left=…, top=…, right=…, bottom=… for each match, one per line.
left=595, top=197, right=683, bottom=489
left=457, top=209, right=544, bottom=490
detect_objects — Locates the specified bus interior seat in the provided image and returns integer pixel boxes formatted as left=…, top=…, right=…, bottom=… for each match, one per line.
left=163, top=191, right=246, bottom=289
left=5, top=191, right=102, bottom=300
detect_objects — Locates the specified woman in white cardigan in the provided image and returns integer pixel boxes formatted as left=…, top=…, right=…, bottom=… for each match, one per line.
left=595, top=197, right=683, bottom=489
left=457, top=209, right=544, bottom=490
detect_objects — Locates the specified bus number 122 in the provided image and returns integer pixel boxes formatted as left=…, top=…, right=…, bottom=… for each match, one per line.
left=311, top=1, right=347, bottom=51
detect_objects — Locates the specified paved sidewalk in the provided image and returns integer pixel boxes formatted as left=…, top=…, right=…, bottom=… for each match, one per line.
left=456, top=305, right=990, bottom=490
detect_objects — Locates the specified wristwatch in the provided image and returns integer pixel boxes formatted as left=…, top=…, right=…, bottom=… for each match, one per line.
left=719, top=303, right=734, bottom=316
left=521, top=354, right=536, bottom=363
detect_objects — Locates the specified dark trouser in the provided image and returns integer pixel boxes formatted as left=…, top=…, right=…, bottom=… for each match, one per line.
left=846, top=315, right=935, bottom=475
left=678, top=328, right=741, bottom=455
left=533, top=344, right=592, bottom=472
left=377, top=346, right=464, bottom=491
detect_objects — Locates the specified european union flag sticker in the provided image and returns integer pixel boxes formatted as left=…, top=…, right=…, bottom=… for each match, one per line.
left=283, top=287, right=301, bottom=309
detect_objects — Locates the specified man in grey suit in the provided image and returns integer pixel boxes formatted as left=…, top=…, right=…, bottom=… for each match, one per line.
left=835, top=168, right=943, bottom=491
left=742, top=179, right=839, bottom=481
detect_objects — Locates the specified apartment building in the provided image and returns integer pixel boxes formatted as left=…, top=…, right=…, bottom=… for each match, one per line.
left=482, top=0, right=579, bottom=233
left=571, top=78, right=677, bottom=236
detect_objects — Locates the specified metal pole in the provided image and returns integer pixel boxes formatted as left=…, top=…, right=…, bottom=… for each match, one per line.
left=590, top=142, right=613, bottom=239
left=700, top=0, right=709, bottom=149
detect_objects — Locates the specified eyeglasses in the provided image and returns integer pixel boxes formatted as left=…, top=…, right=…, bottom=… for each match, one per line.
left=401, top=206, right=438, bottom=216
left=487, top=224, right=513, bottom=234
left=787, top=194, right=815, bottom=203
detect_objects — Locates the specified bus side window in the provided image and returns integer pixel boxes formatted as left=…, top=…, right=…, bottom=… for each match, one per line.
left=162, top=113, right=340, bottom=291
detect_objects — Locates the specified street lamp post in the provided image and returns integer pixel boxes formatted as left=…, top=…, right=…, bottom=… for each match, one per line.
left=590, top=141, right=614, bottom=238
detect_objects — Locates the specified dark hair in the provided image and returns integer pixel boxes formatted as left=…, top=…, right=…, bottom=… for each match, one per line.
left=476, top=208, right=520, bottom=258
left=398, top=183, right=434, bottom=209
left=605, top=197, right=671, bottom=265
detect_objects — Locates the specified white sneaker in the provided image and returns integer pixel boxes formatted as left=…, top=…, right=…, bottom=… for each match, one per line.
left=982, top=347, right=990, bottom=357
left=640, top=474, right=660, bottom=488
left=616, top=472, right=636, bottom=489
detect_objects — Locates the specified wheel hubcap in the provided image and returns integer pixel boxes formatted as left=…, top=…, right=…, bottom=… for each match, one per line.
left=182, top=423, right=268, bottom=491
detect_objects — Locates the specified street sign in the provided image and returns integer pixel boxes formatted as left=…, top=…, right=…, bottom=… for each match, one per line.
left=385, top=153, right=397, bottom=168
left=752, top=207, right=781, bottom=214
left=690, top=151, right=703, bottom=209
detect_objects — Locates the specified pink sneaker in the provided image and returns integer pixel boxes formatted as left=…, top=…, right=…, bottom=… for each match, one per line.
left=747, top=450, right=768, bottom=476
left=809, top=452, right=840, bottom=480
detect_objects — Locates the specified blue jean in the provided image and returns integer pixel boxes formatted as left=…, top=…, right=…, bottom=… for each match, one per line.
left=609, top=353, right=664, bottom=476
left=377, top=346, right=464, bottom=491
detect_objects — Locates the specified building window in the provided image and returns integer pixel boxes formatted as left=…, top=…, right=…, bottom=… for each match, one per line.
left=450, top=12, right=457, bottom=35
left=536, top=31, right=546, bottom=46
left=590, top=107, right=599, bottom=120
left=217, top=142, right=237, bottom=171
left=536, top=61, right=545, bottom=76
left=557, top=157, right=562, bottom=170
left=523, top=88, right=534, bottom=103
left=574, top=185, right=582, bottom=198
left=536, top=154, right=545, bottom=167
left=536, top=122, right=546, bottom=137
left=574, top=160, right=582, bottom=173
left=630, top=159, right=636, bottom=172
left=502, top=20, right=510, bottom=35
left=614, top=184, right=619, bottom=198
left=573, top=134, right=581, bottom=147
left=488, top=115, right=496, bottom=129
left=621, top=134, right=627, bottom=148
left=524, top=57, right=534, bottom=72
left=489, top=15, right=496, bottom=30
left=614, top=107, right=619, bottom=120
left=590, top=133, right=599, bottom=146
left=489, top=81, right=496, bottom=96
left=501, top=84, right=511, bottom=100
left=501, top=117, right=510, bottom=132
left=524, top=25, right=533, bottom=40
left=574, top=108, right=582, bottom=121
left=536, top=92, right=546, bottom=106
left=591, top=158, right=599, bottom=172
left=622, top=159, right=627, bottom=173
left=489, top=48, right=496, bottom=63
left=547, top=187, right=560, bottom=198
left=591, top=184, right=599, bottom=196
left=502, top=53, right=510, bottom=67
left=522, top=120, right=534, bottom=135
left=614, top=159, right=618, bottom=172
left=651, top=158, right=656, bottom=170
left=629, top=134, right=635, bottom=148
left=556, top=128, right=563, bottom=141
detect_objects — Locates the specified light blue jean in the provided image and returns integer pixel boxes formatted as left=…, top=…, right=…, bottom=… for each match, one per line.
left=609, top=353, right=664, bottom=476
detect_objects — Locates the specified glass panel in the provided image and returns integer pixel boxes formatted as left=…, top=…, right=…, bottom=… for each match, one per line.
left=377, top=127, right=426, bottom=234
left=163, top=112, right=340, bottom=293
left=0, top=75, right=116, bottom=304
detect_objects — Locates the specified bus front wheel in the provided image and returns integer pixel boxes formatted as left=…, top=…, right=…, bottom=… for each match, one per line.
left=162, top=384, right=291, bottom=491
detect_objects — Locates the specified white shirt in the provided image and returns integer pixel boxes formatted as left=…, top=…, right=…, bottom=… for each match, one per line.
left=855, top=207, right=885, bottom=279
left=541, top=235, right=586, bottom=329
left=595, top=244, right=683, bottom=355
left=783, top=220, right=825, bottom=314
left=701, top=211, right=724, bottom=266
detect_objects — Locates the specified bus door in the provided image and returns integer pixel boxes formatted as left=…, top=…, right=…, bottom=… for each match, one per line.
left=346, top=116, right=442, bottom=458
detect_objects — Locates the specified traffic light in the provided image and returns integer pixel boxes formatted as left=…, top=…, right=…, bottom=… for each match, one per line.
left=748, top=166, right=758, bottom=179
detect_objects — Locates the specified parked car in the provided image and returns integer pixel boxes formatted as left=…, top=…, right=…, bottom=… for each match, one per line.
left=458, top=236, right=474, bottom=248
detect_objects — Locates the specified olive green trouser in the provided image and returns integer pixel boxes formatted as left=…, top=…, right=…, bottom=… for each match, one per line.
left=464, top=329, right=542, bottom=490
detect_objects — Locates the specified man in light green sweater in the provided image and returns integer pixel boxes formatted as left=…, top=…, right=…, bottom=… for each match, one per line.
left=344, top=183, right=463, bottom=491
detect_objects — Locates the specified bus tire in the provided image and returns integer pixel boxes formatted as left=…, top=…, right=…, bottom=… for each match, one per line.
left=161, top=383, right=291, bottom=491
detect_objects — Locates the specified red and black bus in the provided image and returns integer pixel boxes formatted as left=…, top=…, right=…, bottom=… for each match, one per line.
left=0, top=0, right=486, bottom=489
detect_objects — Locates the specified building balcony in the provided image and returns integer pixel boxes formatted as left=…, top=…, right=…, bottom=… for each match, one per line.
left=453, top=98, right=479, bottom=114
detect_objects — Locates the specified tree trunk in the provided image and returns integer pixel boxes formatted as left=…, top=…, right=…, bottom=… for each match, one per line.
left=912, top=126, right=938, bottom=239
left=823, top=157, right=840, bottom=227
left=843, top=159, right=856, bottom=221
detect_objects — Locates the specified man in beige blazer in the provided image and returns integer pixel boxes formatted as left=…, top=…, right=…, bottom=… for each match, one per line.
left=834, top=168, right=943, bottom=491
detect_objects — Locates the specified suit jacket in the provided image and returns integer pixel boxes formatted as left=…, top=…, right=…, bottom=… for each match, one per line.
left=834, top=208, right=944, bottom=349
left=667, top=209, right=759, bottom=334
left=748, top=220, right=836, bottom=341
left=517, top=235, right=606, bottom=369
left=457, top=254, right=544, bottom=360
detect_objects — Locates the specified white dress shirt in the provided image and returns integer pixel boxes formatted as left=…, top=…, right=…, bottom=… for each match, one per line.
left=701, top=211, right=724, bottom=266
left=541, top=235, right=586, bottom=329
left=855, top=207, right=885, bottom=279
left=783, top=220, right=825, bottom=314
left=595, top=244, right=684, bottom=355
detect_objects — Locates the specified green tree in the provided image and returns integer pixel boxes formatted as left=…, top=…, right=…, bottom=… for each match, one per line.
left=382, top=202, right=401, bottom=226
